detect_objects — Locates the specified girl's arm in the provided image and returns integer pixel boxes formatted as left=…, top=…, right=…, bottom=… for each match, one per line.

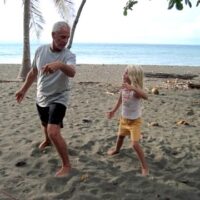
left=122, top=83, right=148, bottom=100
left=107, top=92, right=122, bottom=119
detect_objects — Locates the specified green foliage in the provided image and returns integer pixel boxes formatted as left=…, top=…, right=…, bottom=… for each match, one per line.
left=123, top=0, right=200, bottom=15
left=168, top=0, right=188, bottom=10
left=123, top=0, right=138, bottom=16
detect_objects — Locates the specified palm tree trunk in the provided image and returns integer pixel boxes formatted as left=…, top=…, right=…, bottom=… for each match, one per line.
left=18, top=0, right=31, bottom=81
left=67, top=0, right=86, bottom=49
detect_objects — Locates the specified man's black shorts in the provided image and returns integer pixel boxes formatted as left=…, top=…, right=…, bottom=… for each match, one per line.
left=36, top=103, right=66, bottom=128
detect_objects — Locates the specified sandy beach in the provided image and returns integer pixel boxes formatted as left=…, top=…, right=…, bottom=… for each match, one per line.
left=0, top=64, right=200, bottom=200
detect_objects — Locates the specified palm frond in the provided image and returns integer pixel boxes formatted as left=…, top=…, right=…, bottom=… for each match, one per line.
left=53, top=0, right=75, bottom=24
left=29, top=0, right=45, bottom=38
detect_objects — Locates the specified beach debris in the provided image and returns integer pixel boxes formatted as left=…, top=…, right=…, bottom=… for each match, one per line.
left=78, top=81, right=100, bottom=85
left=186, top=109, right=194, bottom=116
left=25, top=96, right=32, bottom=99
left=0, top=79, right=22, bottom=83
left=105, top=91, right=115, bottom=95
left=144, top=72, right=198, bottom=80
left=180, top=179, right=190, bottom=184
left=151, top=87, right=159, bottom=95
left=156, top=194, right=161, bottom=198
left=148, top=122, right=159, bottom=127
left=15, top=160, right=27, bottom=167
left=82, top=118, right=92, bottom=123
left=191, top=100, right=200, bottom=105
left=176, top=120, right=190, bottom=125
left=188, top=82, right=200, bottom=89
left=161, top=79, right=192, bottom=90
left=80, top=173, right=89, bottom=182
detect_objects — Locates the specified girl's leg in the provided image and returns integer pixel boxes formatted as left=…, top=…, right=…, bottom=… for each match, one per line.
left=132, top=141, right=149, bottom=176
left=107, top=135, right=125, bottom=155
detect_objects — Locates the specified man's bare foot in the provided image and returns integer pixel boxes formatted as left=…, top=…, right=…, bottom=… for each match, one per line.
left=55, top=165, right=71, bottom=177
left=39, top=140, right=51, bottom=150
left=107, top=148, right=119, bottom=155
left=141, top=168, right=149, bottom=176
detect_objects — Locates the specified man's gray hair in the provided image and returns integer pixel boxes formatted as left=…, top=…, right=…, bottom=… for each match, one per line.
left=52, top=21, right=70, bottom=32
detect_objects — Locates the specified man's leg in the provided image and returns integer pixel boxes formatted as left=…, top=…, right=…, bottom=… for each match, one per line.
left=39, top=124, right=52, bottom=150
left=48, top=124, right=71, bottom=177
left=36, top=104, right=52, bottom=150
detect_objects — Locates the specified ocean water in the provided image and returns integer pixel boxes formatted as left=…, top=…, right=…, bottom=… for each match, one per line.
left=0, top=43, right=200, bottom=67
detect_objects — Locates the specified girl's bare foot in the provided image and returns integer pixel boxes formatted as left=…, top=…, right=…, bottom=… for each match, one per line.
left=55, top=165, right=71, bottom=177
left=107, top=148, right=119, bottom=155
left=141, top=168, right=149, bottom=176
left=39, top=140, right=51, bottom=150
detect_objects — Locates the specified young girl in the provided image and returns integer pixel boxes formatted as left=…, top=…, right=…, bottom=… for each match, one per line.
left=107, top=65, right=149, bottom=176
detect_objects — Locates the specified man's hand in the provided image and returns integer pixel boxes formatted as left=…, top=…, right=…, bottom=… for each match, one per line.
left=15, top=90, right=26, bottom=103
left=106, top=111, right=115, bottom=119
left=41, top=62, right=61, bottom=74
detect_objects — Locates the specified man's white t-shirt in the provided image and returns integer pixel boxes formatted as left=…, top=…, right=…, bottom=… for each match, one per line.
left=32, top=44, right=76, bottom=107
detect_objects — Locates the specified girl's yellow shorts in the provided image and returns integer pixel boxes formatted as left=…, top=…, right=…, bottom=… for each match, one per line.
left=118, top=117, right=142, bottom=142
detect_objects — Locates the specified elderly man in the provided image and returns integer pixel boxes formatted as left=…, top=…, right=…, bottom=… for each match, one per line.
left=15, top=21, right=76, bottom=177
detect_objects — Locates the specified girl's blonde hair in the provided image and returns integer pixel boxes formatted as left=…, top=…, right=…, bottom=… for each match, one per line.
left=126, top=65, right=144, bottom=88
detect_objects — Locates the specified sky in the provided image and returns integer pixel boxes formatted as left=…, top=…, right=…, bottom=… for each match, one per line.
left=0, top=0, right=200, bottom=45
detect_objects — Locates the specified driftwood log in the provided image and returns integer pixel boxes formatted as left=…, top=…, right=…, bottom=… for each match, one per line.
left=144, top=72, right=198, bottom=80
left=188, top=83, right=200, bottom=89
left=0, top=79, right=22, bottom=83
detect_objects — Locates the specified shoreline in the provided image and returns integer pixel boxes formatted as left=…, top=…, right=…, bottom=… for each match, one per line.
left=1, top=63, right=200, bottom=83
